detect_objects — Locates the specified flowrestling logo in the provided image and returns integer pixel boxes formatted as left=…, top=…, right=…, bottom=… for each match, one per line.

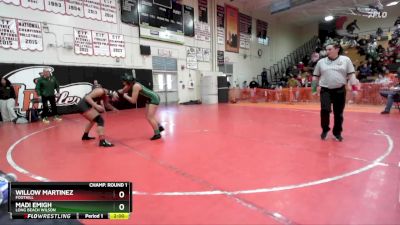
left=355, top=7, right=388, bottom=18
left=4, top=66, right=92, bottom=116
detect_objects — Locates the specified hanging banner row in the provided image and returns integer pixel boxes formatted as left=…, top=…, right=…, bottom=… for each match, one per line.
left=0, top=17, right=44, bottom=51
left=0, top=17, right=125, bottom=57
left=0, top=0, right=117, bottom=23
left=74, top=28, right=125, bottom=57
left=217, top=4, right=268, bottom=52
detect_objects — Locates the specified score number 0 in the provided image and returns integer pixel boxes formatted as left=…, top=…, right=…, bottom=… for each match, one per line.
left=118, top=191, right=126, bottom=211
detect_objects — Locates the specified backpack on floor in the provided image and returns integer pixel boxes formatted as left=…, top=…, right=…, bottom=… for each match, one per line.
left=26, top=108, right=39, bottom=123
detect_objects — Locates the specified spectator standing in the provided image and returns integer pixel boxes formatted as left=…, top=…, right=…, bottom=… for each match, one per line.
left=35, top=68, right=62, bottom=123
left=0, top=77, right=17, bottom=122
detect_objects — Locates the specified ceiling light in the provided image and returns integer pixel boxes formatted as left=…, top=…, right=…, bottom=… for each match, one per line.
left=386, top=1, right=399, bottom=6
left=324, top=15, right=334, bottom=21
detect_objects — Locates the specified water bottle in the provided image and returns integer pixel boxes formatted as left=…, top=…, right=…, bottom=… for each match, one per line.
left=0, top=173, right=17, bottom=205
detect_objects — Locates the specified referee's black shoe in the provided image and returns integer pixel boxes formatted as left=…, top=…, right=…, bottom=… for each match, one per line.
left=321, top=131, right=329, bottom=140
left=334, top=134, right=343, bottom=142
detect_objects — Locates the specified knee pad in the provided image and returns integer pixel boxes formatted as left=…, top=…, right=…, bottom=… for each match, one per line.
left=93, top=115, right=104, bottom=126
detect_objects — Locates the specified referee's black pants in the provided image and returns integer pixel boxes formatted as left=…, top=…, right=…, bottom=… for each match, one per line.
left=320, top=86, right=346, bottom=136
left=41, top=95, right=58, bottom=118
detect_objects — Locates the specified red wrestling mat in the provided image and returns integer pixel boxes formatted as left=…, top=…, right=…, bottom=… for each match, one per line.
left=1, top=104, right=399, bottom=224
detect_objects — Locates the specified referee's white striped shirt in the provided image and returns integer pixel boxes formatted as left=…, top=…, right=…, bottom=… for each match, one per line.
left=313, top=55, right=355, bottom=89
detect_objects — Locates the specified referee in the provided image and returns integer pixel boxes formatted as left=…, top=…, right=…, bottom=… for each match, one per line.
left=312, top=41, right=358, bottom=141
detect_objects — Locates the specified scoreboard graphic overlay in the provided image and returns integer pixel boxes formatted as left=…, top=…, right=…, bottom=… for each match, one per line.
left=8, top=182, right=132, bottom=220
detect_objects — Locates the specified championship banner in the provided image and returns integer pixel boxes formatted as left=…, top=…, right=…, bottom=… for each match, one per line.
left=1, top=0, right=20, bottom=5
left=18, top=20, right=43, bottom=51
left=74, top=28, right=94, bottom=55
left=225, top=4, right=239, bottom=53
left=217, top=5, right=224, bottom=45
left=239, top=13, right=251, bottom=49
left=21, top=0, right=45, bottom=10
left=198, top=0, right=207, bottom=23
left=0, top=17, right=19, bottom=50
left=109, top=33, right=125, bottom=58
left=101, top=0, right=117, bottom=23
left=44, top=0, right=66, bottom=14
left=92, top=31, right=110, bottom=56
left=84, top=0, right=101, bottom=20
left=65, top=0, right=84, bottom=17
left=2, top=0, right=114, bottom=23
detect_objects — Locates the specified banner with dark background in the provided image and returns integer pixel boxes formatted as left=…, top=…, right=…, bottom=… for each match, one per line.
left=256, top=19, right=268, bottom=39
left=198, top=0, right=208, bottom=23
left=0, top=64, right=153, bottom=116
left=183, top=5, right=194, bottom=37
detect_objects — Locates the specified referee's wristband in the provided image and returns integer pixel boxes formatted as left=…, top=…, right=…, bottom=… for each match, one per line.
left=311, top=81, right=318, bottom=93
